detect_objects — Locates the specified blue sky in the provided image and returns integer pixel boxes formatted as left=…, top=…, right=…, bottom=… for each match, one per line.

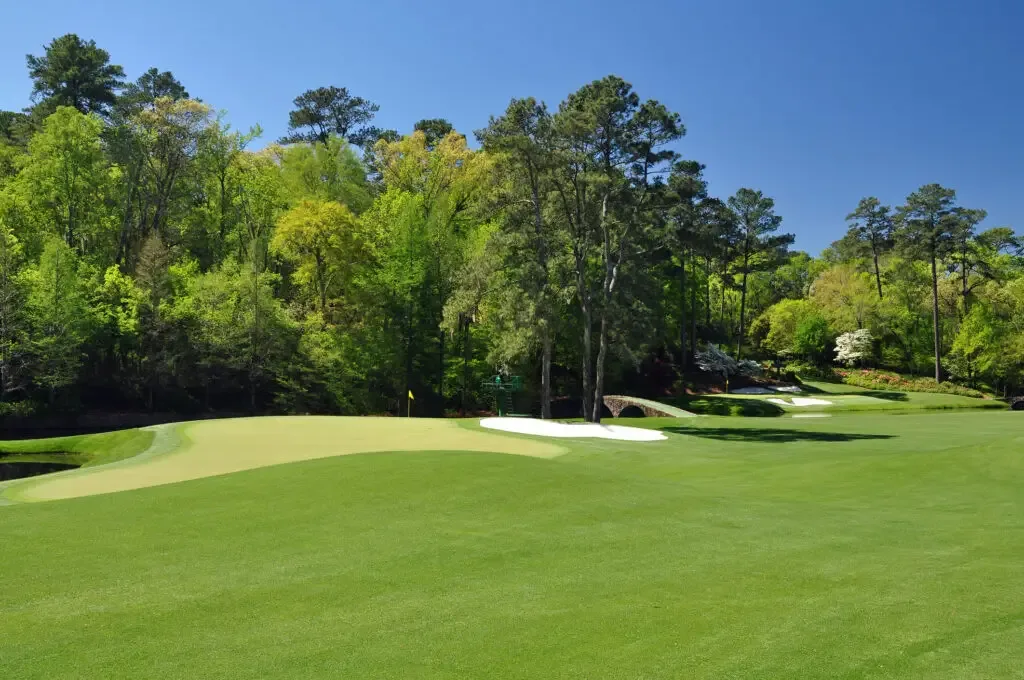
left=3, top=0, right=1022, bottom=253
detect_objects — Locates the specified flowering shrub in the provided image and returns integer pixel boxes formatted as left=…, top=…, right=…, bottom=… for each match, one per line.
left=834, top=369, right=987, bottom=398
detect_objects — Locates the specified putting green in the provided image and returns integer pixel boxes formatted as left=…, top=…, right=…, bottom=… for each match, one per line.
left=3, top=416, right=564, bottom=503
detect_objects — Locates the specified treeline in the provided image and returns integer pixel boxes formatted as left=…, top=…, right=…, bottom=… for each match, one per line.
left=754, top=191, right=1024, bottom=395
left=0, top=35, right=1020, bottom=422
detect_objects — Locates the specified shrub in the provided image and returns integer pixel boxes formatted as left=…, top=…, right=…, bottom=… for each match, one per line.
left=785, top=361, right=838, bottom=382
left=834, top=369, right=987, bottom=398
left=0, top=400, right=36, bottom=419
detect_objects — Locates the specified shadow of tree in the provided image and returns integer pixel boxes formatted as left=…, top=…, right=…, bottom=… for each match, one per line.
left=663, top=427, right=896, bottom=443
left=670, top=397, right=786, bottom=418
left=858, top=391, right=909, bottom=401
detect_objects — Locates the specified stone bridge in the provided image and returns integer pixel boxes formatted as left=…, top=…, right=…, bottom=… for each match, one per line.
left=602, top=395, right=697, bottom=418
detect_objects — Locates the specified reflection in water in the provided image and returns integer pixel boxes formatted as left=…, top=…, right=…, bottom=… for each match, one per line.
left=0, top=461, right=79, bottom=481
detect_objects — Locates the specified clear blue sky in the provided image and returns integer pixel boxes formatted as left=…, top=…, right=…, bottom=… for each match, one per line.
left=3, top=0, right=1022, bottom=253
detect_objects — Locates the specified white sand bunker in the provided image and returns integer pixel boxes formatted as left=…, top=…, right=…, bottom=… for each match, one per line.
left=480, top=417, right=666, bottom=441
left=768, top=397, right=833, bottom=407
left=792, top=413, right=832, bottom=418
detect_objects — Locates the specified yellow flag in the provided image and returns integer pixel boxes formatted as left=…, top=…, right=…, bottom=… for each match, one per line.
left=408, top=390, right=415, bottom=400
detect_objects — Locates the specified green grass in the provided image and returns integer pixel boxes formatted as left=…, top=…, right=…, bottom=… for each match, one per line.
left=0, top=428, right=154, bottom=467
left=714, top=384, right=1004, bottom=415
left=668, top=394, right=787, bottom=416
left=668, top=383, right=1003, bottom=417
left=2, top=412, right=1024, bottom=678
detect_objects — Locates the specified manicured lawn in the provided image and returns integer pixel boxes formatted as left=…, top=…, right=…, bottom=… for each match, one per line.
left=0, top=428, right=154, bottom=467
left=2, top=412, right=1024, bottom=678
left=712, top=383, right=1005, bottom=415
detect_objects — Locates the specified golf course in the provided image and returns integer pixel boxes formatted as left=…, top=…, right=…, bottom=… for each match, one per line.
left=3, top=407, right=1023, bottom=678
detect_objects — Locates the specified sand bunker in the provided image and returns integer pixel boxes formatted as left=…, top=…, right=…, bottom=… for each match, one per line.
left=480, top=418, right=667, bottom=441
left=792, top=413, right=832, bottom=418
left=768, top=397, right=833, bottom=407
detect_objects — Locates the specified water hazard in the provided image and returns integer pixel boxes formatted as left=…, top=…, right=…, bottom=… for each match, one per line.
left=0, top=461, right=79, bottom=482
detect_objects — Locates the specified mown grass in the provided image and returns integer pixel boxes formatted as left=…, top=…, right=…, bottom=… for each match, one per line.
left=2, top=412, right=1024, bottom=678
left=0, top=429, right=154, bottom=467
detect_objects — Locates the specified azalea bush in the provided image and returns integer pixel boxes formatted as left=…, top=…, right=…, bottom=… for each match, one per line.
left=834, top=369, right=987, bottom=398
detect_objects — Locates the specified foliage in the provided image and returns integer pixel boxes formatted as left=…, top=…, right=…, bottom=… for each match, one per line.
left=0, top=33, right=1022, bottom=417
left=834, top=368, right=987, bottom=398
left=792, top=314, right=833, bottom=364
left=26, top=33, right=126, bottom=116
left=280, top=86, right=384, bottom=147
left=834, top=329, right=874, bottom=366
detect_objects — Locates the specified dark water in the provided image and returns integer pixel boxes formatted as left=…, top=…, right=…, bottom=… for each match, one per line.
left=0, top=462, right=79, bottom=481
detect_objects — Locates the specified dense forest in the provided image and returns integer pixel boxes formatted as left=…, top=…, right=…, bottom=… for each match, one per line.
left=1, top=34, right=1022, bottom=422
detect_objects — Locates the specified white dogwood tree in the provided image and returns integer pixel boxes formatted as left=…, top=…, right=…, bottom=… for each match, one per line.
left=834, top=329, right=873, bottom=366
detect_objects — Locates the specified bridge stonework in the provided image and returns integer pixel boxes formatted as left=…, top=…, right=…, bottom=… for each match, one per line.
left=603, top=395, right=677, bottom=418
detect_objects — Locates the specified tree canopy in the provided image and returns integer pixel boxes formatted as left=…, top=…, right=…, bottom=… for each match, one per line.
left=0, top=34, right=1020, bottom=423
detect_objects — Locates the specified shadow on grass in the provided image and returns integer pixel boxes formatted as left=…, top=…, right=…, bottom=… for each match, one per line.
left=857, top=391, right=909, bottom=401
left=670, top=396, right=786, bottom=418
left=664, top=426, right=896, bottom=443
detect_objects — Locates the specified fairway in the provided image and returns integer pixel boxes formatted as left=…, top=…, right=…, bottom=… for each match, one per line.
left=3, top=410, right=1024, bottom=678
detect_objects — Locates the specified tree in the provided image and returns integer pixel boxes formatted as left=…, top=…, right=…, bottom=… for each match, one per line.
left=792, top=314, right=833, bottom=365
left=551, top=76, right=683, bottom=421
left=118, top=97, right=216, bottom=263
left=476, top=97, right=558, bottom=418
left=26, top=34, right=125, bottom=116
left=727, top=188, right=793, bottom=358
left=16, top=107, right=113, bottom=254
left=371, top=130, right=493, bottom=413
left=116, top=68, right=190, bottom=116
left=280, top=86, right=380, bottom=146
left=271, top=199, right=364, bottom=314
left=810, top=264, right=878, bottom=332
left=835, top=329, right=873, bottom=366
left=844, top=197, right=894, bottom=298
left=414, top=118, right=456, bottom=148
left=0, top=221, right=30, bottom=400
left=751, top=298, right=816, bottom=357
left=896, top=183, right=958, bottom=381
left=24, top=238, right=93, bottom=401
left=695, top=344, right=759, bottom=393
left=948, top=218, right=1019, bottom=315
left=275, top=136, right=371, bottom=211
left=666, top=160, right=708, bottom=368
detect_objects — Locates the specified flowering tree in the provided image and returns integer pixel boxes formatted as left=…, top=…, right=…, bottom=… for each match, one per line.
left=696, top=344, right=761, bottom=392
left=834, top=329, right=873, bottom=366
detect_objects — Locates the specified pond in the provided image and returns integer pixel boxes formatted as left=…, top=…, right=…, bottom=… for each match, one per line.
left=0, top=461, right=79, bottom=482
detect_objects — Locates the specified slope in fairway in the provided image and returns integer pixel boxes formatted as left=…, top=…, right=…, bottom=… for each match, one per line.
left=4, top=416, right=563, bottom=502
left=3, top=411, right=1024, bottom=678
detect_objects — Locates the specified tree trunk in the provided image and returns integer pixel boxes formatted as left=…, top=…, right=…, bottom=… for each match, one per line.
left=873, top=250, right=883, bottom=299
left=461, top=316, right=471, bottom=415
left=705, top=258, right=712, bottom=328
left=690, top=272, right=698, bottom=369
left=679, top=249, right=687, bottom=368
left=540, top=324, right=552, bottom=419
left=736, top=257, right=749, bottom=359
left=592, top=316, right=608, bottom=423
left=961, top=253, right=970, bottom=316
left=930, top=254, right=943, bottom=382
left=580, top=300, right=593, bottom=422
left=438, top=326, right=445, bottom=414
